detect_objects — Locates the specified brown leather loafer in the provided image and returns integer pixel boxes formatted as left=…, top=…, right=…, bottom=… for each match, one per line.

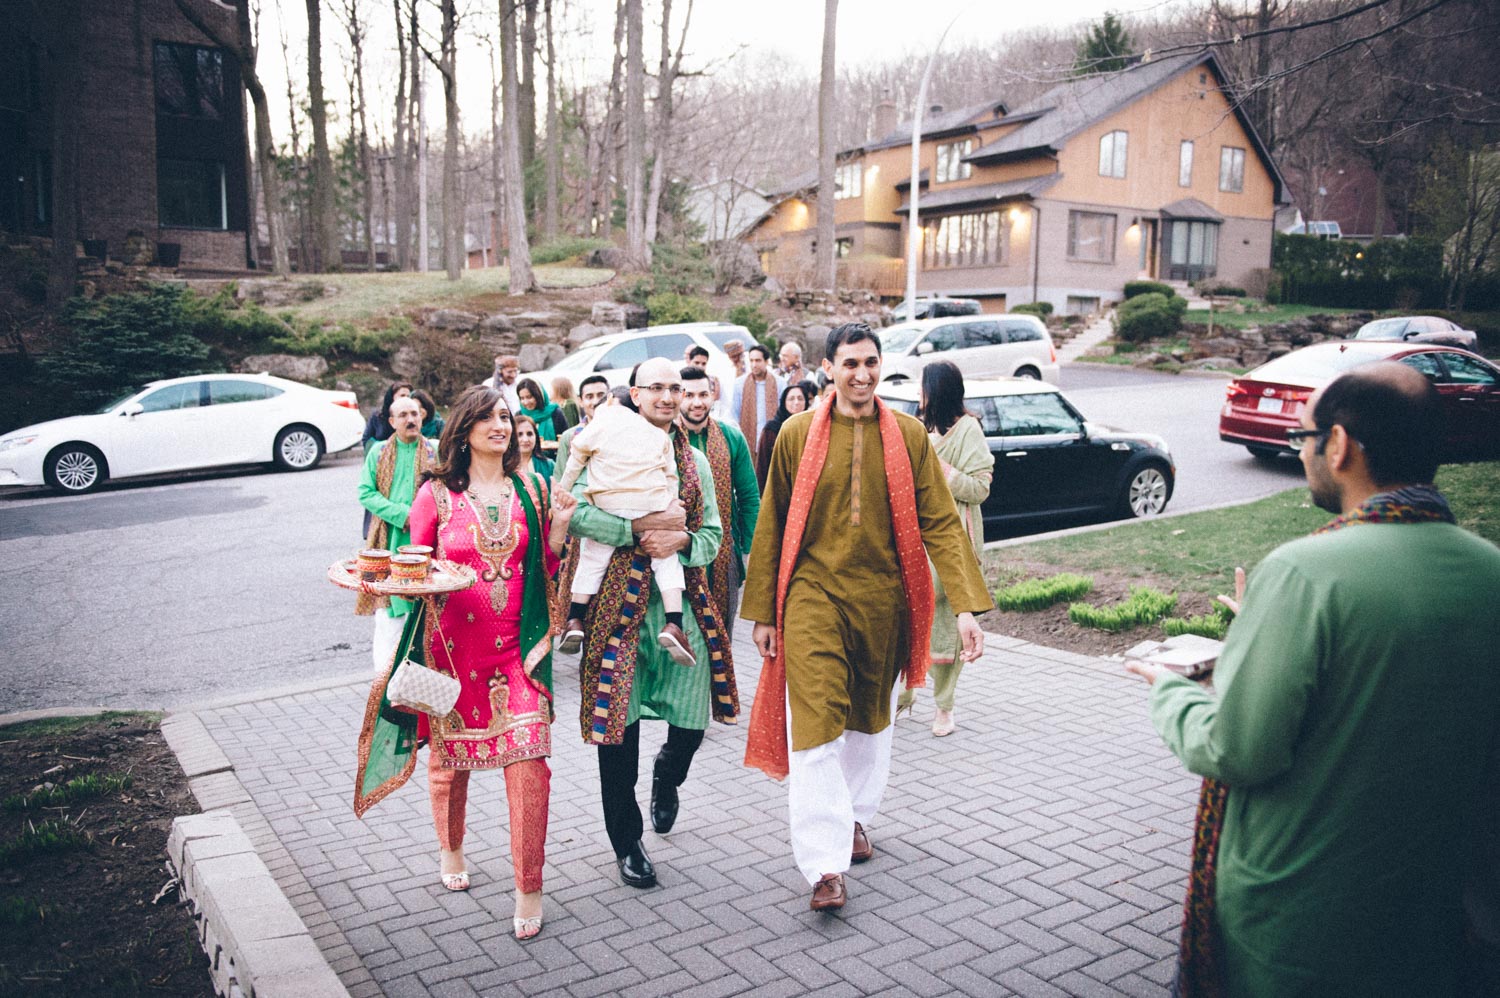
left=810, top=873, right=846, bottom=911
left=657, top=623, right=695, bottom=666
left=558, top=619, right=585, bottom=654
left=851, top=822, right=873, bottom=863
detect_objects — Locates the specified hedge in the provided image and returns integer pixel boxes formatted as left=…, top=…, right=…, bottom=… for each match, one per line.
left=1123, top=280, right=1175, bottom=300
left=1114, top=292, right=1187, bottom=343
left=1010, top=302, right=1053, bottom=317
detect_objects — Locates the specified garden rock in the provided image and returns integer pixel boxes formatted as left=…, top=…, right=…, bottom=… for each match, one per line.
left=426, top=309, right=480, bottom=331
left=622, top=304, right=649, bottom=329
left=518, top=343, right=566, bottom=372
left=241, top=354, right=329, bottom=381
left=568, top=322, right=605, bottom=347
left=236, top=278, right=333, bottom=308
left=590, top=302, right=626, bottom=331
left=800, top=324, right=833, bottom=365
left=1198, top=337, right=1243, bottom=356
left=509, top=311, right=562, bottom=328
left=1184, top=356, right=1238, bottom=371
left=390, top=345, right=422, bottom=378
left=584, top=246, right=630, bottom=270
left=480, top=313, right=514, bottom=333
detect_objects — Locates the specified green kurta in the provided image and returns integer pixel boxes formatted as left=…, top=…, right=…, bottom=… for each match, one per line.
left=357, top=438, right=423, bottom=617
left=1149, top=522, right=1500, bottom=997
left=569, top=448, right=722, bottom=730
left=741, top=407, right=993, bottom=750
left=685, top=419, right=761, bottom=573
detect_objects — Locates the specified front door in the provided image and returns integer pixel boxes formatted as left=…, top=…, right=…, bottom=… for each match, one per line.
left=1163, top=220, right=1219, bottom=283
left=1140, top=219, right=1158, bottom=278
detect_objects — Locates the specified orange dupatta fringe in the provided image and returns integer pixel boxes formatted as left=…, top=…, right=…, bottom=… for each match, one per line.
left=742, top=395, right=934, bottom=780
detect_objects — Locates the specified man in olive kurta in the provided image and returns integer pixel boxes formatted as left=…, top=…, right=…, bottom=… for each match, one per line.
left=1128, top=363, right=1500, bottom=996
left=567, top=358, right=725, bottom=889
left=355, top=397, right=432, bottom=674
left=742, top=324, right=993, bottom=910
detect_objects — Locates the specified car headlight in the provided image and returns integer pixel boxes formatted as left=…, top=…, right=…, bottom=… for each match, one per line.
left=0, top=435, right=38, bottom=453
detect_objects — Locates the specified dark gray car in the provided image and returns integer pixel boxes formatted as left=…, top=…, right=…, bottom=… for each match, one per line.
left=1354, top=316, right=1477, bottom=350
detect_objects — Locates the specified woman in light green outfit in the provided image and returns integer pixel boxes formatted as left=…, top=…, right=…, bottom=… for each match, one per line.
left=898, top=361, right=994, bottom=735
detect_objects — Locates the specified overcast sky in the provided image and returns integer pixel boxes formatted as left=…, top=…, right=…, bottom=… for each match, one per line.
left=256, top=0, right=1188, bottom=142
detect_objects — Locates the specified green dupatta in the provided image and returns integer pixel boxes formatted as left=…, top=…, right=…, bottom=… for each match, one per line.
left=353, top=471, right=554, bottom=817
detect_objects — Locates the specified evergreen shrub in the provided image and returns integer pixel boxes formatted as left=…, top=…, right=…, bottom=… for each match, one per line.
left=1068, top=587, right=1178, bottom=632
left=995, top=573, right=1095, bottom=612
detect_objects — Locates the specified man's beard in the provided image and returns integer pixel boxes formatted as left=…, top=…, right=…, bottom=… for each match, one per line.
left=680, top=405, right=711, bottom=430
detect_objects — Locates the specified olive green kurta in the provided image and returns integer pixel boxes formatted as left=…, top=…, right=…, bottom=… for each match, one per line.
left=742, top=407, right=993, bottom=750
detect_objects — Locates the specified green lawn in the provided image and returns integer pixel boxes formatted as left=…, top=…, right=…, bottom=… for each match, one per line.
left=275, top=266, right=615, bottom=324
left=987, top=461, right=1500, bottom=594
left=1186, top=300, right=1361, bottom=330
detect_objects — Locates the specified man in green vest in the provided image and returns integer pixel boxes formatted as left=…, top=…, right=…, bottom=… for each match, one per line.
left=1127, top=362, right=1500, bottom=996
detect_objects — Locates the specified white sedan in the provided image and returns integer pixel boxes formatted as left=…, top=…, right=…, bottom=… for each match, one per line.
left=0, top=373, right=364, bottom=494
left=527, top=322, right=756, bottom=397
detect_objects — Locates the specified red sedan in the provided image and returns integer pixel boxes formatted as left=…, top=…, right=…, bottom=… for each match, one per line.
left=1219, top=341, right=1500, bottom=462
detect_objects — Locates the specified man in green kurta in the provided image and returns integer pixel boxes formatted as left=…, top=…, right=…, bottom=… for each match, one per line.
left=1127, top=363, right=1500, bottom=996
left=355, top=396, right=434, bottom=674
left=742, top=323, right=993, bottom=911
left=568, top=358, right=732, bottom=889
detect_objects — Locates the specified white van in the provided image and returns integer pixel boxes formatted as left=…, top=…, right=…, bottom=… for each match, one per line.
left=878, top=314, right=1059, bottom=384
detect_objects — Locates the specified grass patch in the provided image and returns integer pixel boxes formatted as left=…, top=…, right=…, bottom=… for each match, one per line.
left=0, top=710, right=161, bottom=738
left=3, top=773, right=134, bottom=812
left=989, top=462, right=1500, bottom=597
left=1189, top=300, right=1362, bottom=330
left=0, top=819, right=92, bottom=865
left=1162, top=604, right=1235, bottom=640
left=274, top=267, right=615, bottom=324
left=1069, top=586, right=1178, bottom=632
left=995, top=573, right=1095, bottom=611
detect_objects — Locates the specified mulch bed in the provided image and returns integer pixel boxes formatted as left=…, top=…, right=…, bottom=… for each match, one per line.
left=0, top=714, right=209, bottom=997
left=979, top=562, right=1225, bottom=660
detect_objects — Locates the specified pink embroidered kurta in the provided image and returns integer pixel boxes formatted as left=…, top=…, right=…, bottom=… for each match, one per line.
left=408, top=481, right=559, bottom=770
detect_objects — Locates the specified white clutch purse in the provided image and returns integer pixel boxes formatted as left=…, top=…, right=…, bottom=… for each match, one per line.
left=386, top=658, right=461, bottom=716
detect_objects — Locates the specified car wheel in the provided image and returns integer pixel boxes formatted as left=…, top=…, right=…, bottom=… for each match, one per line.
left=274, top=425, right=324, bottom=471
left=1120, top=463, right=1170, bottom=518
left=1014, top=366, right=1041, bottom=380
left=44, top=443, right=107, bottom=495
left=1246, top=445, right=1282, bottom=461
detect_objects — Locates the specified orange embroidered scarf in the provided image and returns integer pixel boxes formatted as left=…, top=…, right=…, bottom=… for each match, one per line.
left=743, top=395, right=934, bottom=780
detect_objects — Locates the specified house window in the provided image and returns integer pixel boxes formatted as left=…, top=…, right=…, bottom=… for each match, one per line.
left=1219, top=146, right=1246, bottom=193
left=1066, top=295, right=1101, bottom=315
left=158, top=159, right=228, bottom=229
left=834, top=161, right=862, bottom=200
left=936, top=139, right=974, bottom=183
left=835, top=238, right=853, bottom=258
left=153, top=43, right=226, bottom=119
left=1179, top=141, right=1194, bottom=187
left=922, top=210, right=1005, bottom=269
left=1169, top=220, right=1219, bottom=273
left=1067, top=211, right=1116, bottom=263
left=1098, top=130, right=1128, bottom=179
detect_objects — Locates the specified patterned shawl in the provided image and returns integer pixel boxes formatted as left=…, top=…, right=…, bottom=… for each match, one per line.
left=1176, top=484, right=1456, bottom=996
left=577, top=423, right=739, bottom=745
left=696, top=419, right=737, bottom=627
left=743, top=395, right=935, bottom=781
left=355, top=436, right=435, bottom=615
left=739, top=372, right=778, bottom=462
left=352, top=470, right=557, bottom=818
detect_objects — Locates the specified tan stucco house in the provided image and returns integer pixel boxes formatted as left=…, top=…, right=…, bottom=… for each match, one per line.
left=745, top=51, right=1289, bottom=315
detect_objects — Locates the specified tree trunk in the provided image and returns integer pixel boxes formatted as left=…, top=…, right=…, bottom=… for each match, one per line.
left=599, top=0, right=625, bottom=240
left=501, top=0, right=537, bottom=294
left=644, top=0, right=693, bottom=246
left=345, top=0, right=376, bottom=271
left=519, top=0, right=538, bottom=170
left=623, top=0, right=649, bottom=268
left=543, top=0, right=559, bottom=242
left=171, top=0, right=289, bottom=275
left=278, top=18, right=310, bottom=270
left=45, top=0, right=83, bottom=305
left=815, top=0, right=839, bottom=290
left=306, top=0, right=341, bottom=271
left=439, top=0, right=462, bottom=281
left=390, top=0, right=411, bottom=270
left=491, top=40, right=503, bottom=266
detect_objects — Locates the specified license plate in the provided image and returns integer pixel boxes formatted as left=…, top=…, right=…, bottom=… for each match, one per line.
left=1256, top=396, right=1282, bottom=414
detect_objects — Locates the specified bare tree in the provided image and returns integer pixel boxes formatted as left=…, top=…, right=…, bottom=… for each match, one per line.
left=305, top=0, right=341, bottom=271
left=426, top=0, right=464, bottom=280
left=542, top=0, right=560, bottom=242
left=814, top=0, right=838, bottom=290
left=644, top=0, right=694, bottom=245
left=390, top=0, right=412, bottom=270
left=172, top=0, right=290, bottom=275
left=39, top=0, right=82, bottom=304
left=519, top=1, right=539, bottom=170
left=597, top=0, right=626, bottom=239
left=337, top=0, right=376, bottom=270
left=501, top=0, right=538, bottom=293
left=623, top=0, right=649, bottom=267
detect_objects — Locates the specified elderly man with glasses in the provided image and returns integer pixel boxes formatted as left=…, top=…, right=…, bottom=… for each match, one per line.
left=562, top=358, right=738, bottom=890
left=1127, top=361, right=1500, bottom=997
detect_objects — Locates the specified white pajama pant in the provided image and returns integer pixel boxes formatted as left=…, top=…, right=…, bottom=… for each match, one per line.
left=787, top=684, right=900, bottom=886
left=372, top=609, right=404, bottom=677
left=572, top=535, right=684, bottom=596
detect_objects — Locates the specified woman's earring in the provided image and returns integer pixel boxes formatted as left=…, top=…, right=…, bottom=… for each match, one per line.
left=460, top=441, right=468, bottom=453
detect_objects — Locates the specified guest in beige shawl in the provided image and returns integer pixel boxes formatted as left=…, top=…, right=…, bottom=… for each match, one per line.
left=896, top=361, right=995, bottom=736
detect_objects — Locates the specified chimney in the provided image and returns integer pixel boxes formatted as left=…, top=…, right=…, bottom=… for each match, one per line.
left=873, top=89, right=898, bottom=138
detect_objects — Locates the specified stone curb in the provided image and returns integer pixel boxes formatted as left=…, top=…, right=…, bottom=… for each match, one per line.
left=983, top=489, right=1292, bottom=551
left=162, top=714, right=355, bottom=998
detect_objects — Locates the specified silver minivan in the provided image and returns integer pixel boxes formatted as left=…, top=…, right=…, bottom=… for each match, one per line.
left=878, top=314, right=1060, bottom=384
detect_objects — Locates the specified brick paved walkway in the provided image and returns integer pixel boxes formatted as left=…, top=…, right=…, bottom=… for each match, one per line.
left=186, top=631, right=1198, bottom=997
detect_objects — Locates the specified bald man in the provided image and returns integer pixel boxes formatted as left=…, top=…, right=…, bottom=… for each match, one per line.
left=564, top=357, right=738, bottom=888
left=1128, top=362, right=1500, bottom=996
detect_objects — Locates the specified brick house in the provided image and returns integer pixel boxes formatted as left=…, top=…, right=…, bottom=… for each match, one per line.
left=0, top=0, right=253, bottom=271
left=745, top=51, right=1290, bottom=314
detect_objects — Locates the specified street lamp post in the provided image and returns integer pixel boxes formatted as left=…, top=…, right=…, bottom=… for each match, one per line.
left=904, top=12, right=965, bottom=322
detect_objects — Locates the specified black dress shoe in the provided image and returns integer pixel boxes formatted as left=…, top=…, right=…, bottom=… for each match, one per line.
left=616, top=840, right=656, bottom=888
left=650, top=775, right=679, bottom=834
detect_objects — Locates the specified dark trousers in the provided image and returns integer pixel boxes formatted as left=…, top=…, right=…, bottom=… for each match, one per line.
left=597, top=721, right=704, bottom=856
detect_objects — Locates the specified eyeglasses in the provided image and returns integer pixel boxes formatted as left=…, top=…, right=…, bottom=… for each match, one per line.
left=1285, top=427, right=1330, bottom=449
left=639, top=384, right=683, bottom=396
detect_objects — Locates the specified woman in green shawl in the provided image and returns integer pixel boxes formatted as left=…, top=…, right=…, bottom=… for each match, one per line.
left=516, top=378, right=568, bottom=459
left=896, top=361, right=995, bottom=736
